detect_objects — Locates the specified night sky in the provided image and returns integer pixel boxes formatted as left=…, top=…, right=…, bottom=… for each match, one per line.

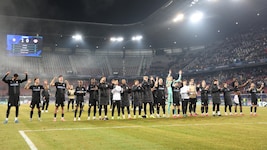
left=0, top=0, right=169, bottom=24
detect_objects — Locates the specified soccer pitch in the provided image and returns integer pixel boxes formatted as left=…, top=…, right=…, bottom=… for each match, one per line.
left=0, top=105, right=266, bottom=150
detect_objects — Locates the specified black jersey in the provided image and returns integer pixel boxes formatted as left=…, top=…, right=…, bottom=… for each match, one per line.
left=141, top=80, right=154, bottom=102
left=248, top=88, right=258, bottom=102
left=55, top=82, right=67, bottom=97
left=173, top=86, right=181, bottom=98
left=75, top=86, right=86, bottom=101
left=233, top=86, right=240, bottom=92
left=87, top=84, right=98, bottom=100
left=222, top=87, right=233, bottom=105
left=2, top=74, right=28, bottom=95
left=132, top=85, right=143, bottom=104
left=42, top=89, right=50, bottom=99
left=121, top=84, right=131, bottom=106
left=29, top=85, right=44, bottom=102
left=98, top=82, right=111, bottom=97
left=211, top=84, right=221, bottom=104
left=156, top=84, right=166, bottom=100
left=222, top=88, right=232, bottom=98
left=198, top=87, right=209, bottom=101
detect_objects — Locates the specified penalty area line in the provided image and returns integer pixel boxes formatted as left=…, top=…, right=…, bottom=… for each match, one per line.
left=19, top=130, right=38, bottom=150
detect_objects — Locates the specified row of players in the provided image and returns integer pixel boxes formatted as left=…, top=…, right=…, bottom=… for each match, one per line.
left=2, top=70, right=265, bottom=123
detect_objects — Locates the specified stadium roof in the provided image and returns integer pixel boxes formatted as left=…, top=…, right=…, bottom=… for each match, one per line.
left=0, top=0, right=169, bottom=24
left=0, top=0, right=267, bottom=49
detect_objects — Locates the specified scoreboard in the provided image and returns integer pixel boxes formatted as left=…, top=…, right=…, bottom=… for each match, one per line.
left=6, top=34, right=43, bottom=57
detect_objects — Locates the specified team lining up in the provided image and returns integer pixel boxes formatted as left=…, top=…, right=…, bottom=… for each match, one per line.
left=2, top=70, right=264, bottom=123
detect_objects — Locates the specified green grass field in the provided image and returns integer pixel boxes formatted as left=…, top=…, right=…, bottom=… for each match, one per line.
left=0, top=104, right=266, bottom=150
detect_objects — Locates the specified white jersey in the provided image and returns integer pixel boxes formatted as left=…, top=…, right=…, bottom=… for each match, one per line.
left=180, top=85, right=189, bottom=99
left=111, top=85, right=123, bottom=101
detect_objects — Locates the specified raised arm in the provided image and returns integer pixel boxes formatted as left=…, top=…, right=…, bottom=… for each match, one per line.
left=50, top=77, right=57, bottom=86
left=239, top=79, right=251, bottom=88
left=174, top=70, right=182, bottom=83
left=21, top=72, right=28, bottom=83
left=154, top=77, right=159, bottom=88
left=167, top=69, right=172, bottom=77
left=2, top=71, right=10, bottom=83
left=24, top=79, right=31, bottom=89
left=257, top=83, right=265, bottom=92
left=65, top=80, right=70, bottom=90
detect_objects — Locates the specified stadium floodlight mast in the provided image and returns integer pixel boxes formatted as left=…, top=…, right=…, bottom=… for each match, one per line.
left=190, top=11, right=204, bottom=23
left=110, top=37, right=124, bottom=42
left=72, top=34, right=82, bottom=41
left=132, top=35, right=143, bottom=41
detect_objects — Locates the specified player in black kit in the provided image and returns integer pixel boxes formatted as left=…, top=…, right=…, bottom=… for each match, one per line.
left=73, top=80, right=87, bottom=121
left=221, top=83, right=233, bottom=116
left=41, top=80, right=50, bottom=113
left=50, top=75, right=69, bottom=122
left=172, top=81, right=182, bottom=118
left=141, top=76, right=155, bottom=118
left=232, top=79, right=251, bottom=115
left=211, top=79, right=221, bottom=116
left=2, top=71, right=27, bottom=124
left=132, top=80, right=143, bottom=119
left=247, top=82, right=264, bottom=116
left=25, top=78, right=44, bottom=121
left=154, top=77, right=166, bottom=118
left=87, top=78, right=98, bottom=120
left=98, top=76, right=112, bottom=120
left=121, top=79, right=132, bottom=119
left=197, top=80, right=210, bottom=116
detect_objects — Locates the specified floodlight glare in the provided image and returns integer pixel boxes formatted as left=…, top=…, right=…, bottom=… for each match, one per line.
left=110, top=37, right=116, bottom=42
left=72, top=34, right=82, bottom=41
left=132, top=35, right=143, bottom=41
left=173, top=13, right=184, bottom=22
left=117, top=37, right=124, bottom=42
left=190, top=11, right=204, bottom=23
left=110, top=37, right=124, bottom=42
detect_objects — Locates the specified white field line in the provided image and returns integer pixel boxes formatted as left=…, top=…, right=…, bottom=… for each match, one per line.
left=19, top=131, right=38, bottom=150
left=19, top=121, right=267, bottom=150
left=22, top=122, right=267, bottom=132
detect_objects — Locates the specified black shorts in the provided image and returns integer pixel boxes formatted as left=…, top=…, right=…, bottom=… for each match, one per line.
left=173, top=97, right=180, bottom=106
left=8, top=95, right=20, bottom=107
left=76, top=101, right=84, bottom=108
left=55, top=100, right=65, bottom=107
left=133, top=100, right=142, bottom=107
left=56, top=95, right=65, bottom=101
left=156, top=98, right=165, bottom=106
left=201, top=99, right=208, bottom=106
left=189, top=98, right=197, bottom=104
left=234, top=99, right=242, bottom=106
left=251, top=99, right=257, bottom=105
left=43, top=98, right=49, bottom=103
left=69, top=98, right=74, bottom=102
left=30, top=101, right=41, bottom=109
left=89, top=98, right=97, bottom=106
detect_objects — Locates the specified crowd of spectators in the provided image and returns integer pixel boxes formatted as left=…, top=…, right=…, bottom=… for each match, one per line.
left=168, top=26, right=267, bottom=72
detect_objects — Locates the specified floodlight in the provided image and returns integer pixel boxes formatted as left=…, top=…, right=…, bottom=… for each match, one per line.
left=132, top=35, right=143, bottom=41
left=190, top=11, right=204, bottom=23
left=72, top=34, right=82, bottom=41
left=110, top=37, right=124, bottom=42
left=117, top=37, right=124, bottom=42
left=173, top=13, right=184, bottom=22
